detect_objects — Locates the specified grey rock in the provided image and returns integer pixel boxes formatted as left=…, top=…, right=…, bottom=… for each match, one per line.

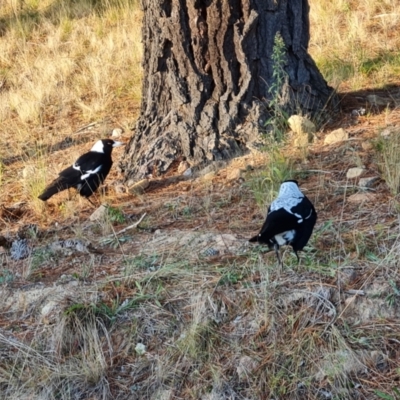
left=366, top=94, right=388, bottom=106
left=182, top=168, right=193, bottom=177
left=89, top=204, right=108, bottom=221
left=359, top=176, right=379, bottom=188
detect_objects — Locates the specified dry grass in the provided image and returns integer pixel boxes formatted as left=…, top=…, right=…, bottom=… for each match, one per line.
left=1, top=0, right=400, bottom=399
left=0, top=0, right=142, bottom=213
left=377, top=128, right=400, bottom=196
left=309, top=0, right=400, bottom=90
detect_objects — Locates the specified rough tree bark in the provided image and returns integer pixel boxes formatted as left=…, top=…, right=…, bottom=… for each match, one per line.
left=121, top=0, right=336, bottom=183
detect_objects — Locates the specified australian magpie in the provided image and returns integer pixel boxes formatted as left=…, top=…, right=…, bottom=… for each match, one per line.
left=38, top=139, right=124, bottom=202
left=249, top=180, right=317, bottom=265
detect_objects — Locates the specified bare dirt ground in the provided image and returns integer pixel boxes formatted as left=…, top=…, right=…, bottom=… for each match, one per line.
left=1, top=85, right=400, bottom=399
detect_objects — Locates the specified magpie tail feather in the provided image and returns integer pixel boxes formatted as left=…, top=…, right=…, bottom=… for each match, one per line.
left=38, top=179, right=69, bottom=201
left=249, top=235, right=259, bottom=243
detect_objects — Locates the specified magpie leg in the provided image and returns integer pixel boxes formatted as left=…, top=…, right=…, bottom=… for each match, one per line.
left=274, top=244, right=283, bottom=267
left=294, top=250, right=300, bottom=264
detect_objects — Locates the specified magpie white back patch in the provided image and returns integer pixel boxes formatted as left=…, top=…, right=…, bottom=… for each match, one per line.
left=278, top=181, right=303, bottom=199
left=270, top=181, right=304, bottom=215
left=81, top=165, right=102, bottom=180
left=73, top=163, right=82, bottom=172
left=304, top=209, right=313, bottom=219
left=274, top=230, right=295, bottom=245
left=90, top=140, right=105, bottom=153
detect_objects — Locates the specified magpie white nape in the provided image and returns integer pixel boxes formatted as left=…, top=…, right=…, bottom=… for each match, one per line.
left=38, top=139, right=125, bottom=203
left=249, top=180, right=317, bottom=266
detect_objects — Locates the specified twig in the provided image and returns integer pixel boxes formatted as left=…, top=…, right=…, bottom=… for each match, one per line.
left=345, top=289, right=365, bottom=296
left=73, top=117, right=111, bottom=134
left=103, top=213, right=147, bottom=239
left=306, top=169, right=333, bottom=174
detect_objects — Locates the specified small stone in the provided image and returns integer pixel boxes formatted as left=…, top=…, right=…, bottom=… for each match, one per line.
left=366, top=94, right=388, bottom=107
left=202, top=171, right=215, bottom=181
left=237, top=356, right=259, bottom=379
left=202, top=248, right=220, bottom=257
left=177, top=161, right=190, bottom=174
left=347, top=193, right=376, bottom=203
left=351, top=108, right=366, bottom=116
left=41, top=300, right=58, bottom=317
left=380, top=127, right=395, bottom=138
left=135, top=343, right=146, bottom=355
left=359, top=176, right=379, bottom=188
left=346, top=167, right=364, bottom=179
left=288, top=115, right=316, bottom=144
left=324, top=128, right=348, bottom=145
left=128, top=179, right=150, bottom=194
left=22, top=165, right=35, bottom=179
left=111, top=128, right=123, bottom=138
left=288, top=115, right=316, bottom=136
left=361, top=141, right=373, bottom=151
left=89, top=204, right=108, bottom=221
left=182, top=168, right=192, bottom=177
left=337, top=267, right=357, bottom=286
left=227, top=168, right=243, bottom=181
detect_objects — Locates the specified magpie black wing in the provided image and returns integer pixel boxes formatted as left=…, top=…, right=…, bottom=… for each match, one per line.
left=290, top=196, right=315, bottom=221
left=291, top=196, right=317, bottom=251
left=250, top=205, right=272, bottom=242
left=255, top=208, right=300, bottom=243
left=38, top=164, right=82, bottom=200
left=63, top=152, right=104, bottom=177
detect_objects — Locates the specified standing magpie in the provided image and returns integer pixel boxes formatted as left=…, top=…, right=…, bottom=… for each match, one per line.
left=249, top=180, right=317, bottom=265
left=38, top=139, right=124, bottom=202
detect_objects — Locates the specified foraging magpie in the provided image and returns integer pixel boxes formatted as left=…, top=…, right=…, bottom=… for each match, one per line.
left=38, top=139, right=124, bottom=202
left=249, top=180, right=317, bottom=265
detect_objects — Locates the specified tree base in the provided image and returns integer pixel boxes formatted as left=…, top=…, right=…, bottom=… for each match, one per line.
left=120, top=1, right=338, bottom=183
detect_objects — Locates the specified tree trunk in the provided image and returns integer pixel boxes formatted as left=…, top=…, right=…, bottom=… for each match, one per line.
left=121, top=0, right=337, bottom=183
